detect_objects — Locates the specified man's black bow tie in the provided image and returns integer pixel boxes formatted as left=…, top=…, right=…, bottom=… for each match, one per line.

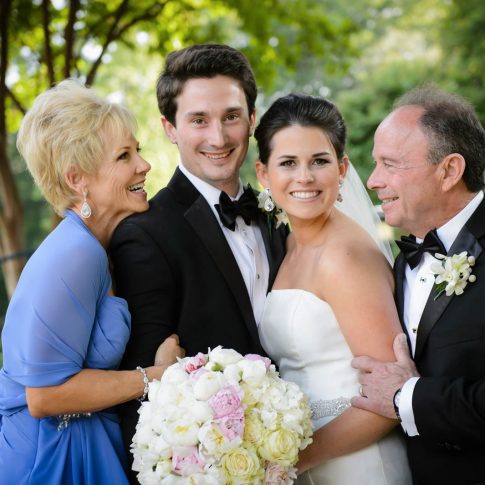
left=396, top=229, right=446, bottom=270
left=215, top=186, right=260, bottom=231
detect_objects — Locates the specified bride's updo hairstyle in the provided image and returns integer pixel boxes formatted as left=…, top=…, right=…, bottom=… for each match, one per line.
left=254, top=93, right=347, bottom=165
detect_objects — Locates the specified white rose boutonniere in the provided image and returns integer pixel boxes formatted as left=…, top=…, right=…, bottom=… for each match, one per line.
left=430, top=251, right=477, bottom=299
left=257, top=189, right=289, bottom=230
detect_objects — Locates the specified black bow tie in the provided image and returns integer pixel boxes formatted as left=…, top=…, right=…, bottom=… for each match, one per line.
left=215, top=186, right=260, bottom=231
left=396, top=229, right=446, bottom=269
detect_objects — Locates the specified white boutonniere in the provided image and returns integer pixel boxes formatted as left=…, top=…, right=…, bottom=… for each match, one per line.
left=430, top=251, right=476, bottom=299
left=257, top=190, right=289, bottom=230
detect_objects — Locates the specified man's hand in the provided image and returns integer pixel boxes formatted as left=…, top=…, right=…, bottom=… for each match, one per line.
left=351, top=333, right=419, bottom=419
left=154, top=333, right=185, bottom=367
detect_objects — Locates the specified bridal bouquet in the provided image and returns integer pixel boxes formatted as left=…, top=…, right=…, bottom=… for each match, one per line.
left=132, top=347, right=313, bottom=484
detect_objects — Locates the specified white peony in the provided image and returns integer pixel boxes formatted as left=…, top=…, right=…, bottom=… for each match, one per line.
left=193, top=371, right=228, bottom=401
left=132, top=347, right=313, bottom=485
left=161, top=418, right=200, bottom=447
left=198, top=421, right=241, bottom=459
left=207, top=346, right=243, bottom=369
left=160, top=364, right=189, bottom=385
left=237, top=359, right=267, bottom=386
left=223, top=363, right=243, bottom=383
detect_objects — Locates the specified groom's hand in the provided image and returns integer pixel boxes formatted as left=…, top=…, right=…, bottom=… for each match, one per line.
left=350, top=333, right=419, bottom=419
left=154, top=333, right=185, bottom=367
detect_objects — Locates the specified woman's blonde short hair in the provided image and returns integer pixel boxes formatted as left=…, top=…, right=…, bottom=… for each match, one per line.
left=16, top=79, right=137, bottom=215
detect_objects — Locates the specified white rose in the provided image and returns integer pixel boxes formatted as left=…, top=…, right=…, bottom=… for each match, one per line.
left=193, top=371, right=228, bottom=400
left=258, top=428, right=299, bottom=466
left=220, top=445, right=263, bottom=481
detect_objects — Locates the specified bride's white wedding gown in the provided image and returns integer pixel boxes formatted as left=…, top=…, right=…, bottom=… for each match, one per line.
left=259, top=289, right=411, bottom=485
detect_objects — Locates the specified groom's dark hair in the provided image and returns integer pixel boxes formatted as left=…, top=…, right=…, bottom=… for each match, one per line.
left=156, top=44, right=257, bottom=125
left=395, top=85, right=485, bottom=192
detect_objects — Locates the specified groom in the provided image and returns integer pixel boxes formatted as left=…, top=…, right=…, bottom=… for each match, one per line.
left=351, top=86, right=485, bottom=484
left=110, top=44, right=287, bottom=476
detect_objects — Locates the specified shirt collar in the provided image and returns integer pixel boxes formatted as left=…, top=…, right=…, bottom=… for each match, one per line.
left=178, top=162, right=244, bottom=208
left=429, top=191, right=484, bottom=251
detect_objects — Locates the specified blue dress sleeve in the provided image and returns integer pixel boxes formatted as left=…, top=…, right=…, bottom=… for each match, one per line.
left=5, top=217, right=110, bottom=388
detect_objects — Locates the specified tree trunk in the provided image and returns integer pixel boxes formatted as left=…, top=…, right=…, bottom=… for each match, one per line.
left=0, top=0, right=25, bottom=298
left=0, top=135, right=25, bottom=298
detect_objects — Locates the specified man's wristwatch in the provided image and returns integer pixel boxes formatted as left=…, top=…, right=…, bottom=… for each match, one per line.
left=393, top=389, right=402, bottom=422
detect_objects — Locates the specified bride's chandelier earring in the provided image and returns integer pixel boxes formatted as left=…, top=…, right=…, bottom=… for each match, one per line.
left=337, top=180, right=344, bottom=203
left=263, top=187, right=275, bottom=212
left=80, top=189, right=92, bottom=219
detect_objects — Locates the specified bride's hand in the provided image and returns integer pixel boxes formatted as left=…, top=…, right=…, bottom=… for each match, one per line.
left=154, top=334, right=185, bottom=367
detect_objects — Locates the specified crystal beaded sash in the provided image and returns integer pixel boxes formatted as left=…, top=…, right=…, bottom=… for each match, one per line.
left=310, top=397, right=351, bottom=420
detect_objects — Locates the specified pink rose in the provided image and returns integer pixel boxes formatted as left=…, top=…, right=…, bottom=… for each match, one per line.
left=172, top=447, right=204, bottom=476
left=216, top=409, right=245, bottom=441
left=244, top=353, right=272, bottom=370
left=264, top=463, right=297, bottom=484
left=185, top=352, right=208, bottom=373
left=208, top=384, right=243, bottom=418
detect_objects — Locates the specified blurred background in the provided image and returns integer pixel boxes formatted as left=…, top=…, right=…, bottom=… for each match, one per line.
left=1, top=0, right=484, bottom=362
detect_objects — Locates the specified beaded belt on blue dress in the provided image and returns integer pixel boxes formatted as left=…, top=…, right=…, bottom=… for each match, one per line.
left=56, top=413, right=92, bottom=431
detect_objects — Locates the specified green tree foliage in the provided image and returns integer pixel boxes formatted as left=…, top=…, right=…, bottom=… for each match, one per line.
left=2, top=0, right=485, bottom=326
left=0, top=0, right=360, bottom=304
left=438, top=0, right=485, bottom=121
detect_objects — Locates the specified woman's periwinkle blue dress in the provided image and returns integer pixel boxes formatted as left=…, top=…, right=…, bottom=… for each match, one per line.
left=0, top=211, right=131, bottom=484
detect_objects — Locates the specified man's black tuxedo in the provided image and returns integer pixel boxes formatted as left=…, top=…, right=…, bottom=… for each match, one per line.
left=394, top=196, right=485, bottom=485
left=110, top=168, right=287, bottom=474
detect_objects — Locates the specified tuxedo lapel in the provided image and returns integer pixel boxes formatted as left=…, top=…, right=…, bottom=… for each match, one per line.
left=393, top=253, right=414, bottom=352
left=255, top=211, right=277, bottom=290
left=168, top=169, right=260, bottom=346
left=394, top=254, right=406, bottom=327
left=414, top=198, right=485, bottom=361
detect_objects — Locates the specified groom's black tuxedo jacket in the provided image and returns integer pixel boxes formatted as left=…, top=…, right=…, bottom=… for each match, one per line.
left=110, top=168, right=287, bottom=464
left=394, top=197, right=485, bottom=485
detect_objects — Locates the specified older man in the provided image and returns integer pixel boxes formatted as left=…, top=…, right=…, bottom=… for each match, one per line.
left=352, top=86, right=485, bottom=484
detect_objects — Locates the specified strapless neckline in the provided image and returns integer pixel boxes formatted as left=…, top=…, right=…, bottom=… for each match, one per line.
left=269, top=288, right=328, bottom=305
left=259, top=286, right=411, bottom=484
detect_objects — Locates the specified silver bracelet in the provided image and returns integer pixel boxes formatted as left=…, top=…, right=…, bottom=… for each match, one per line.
left=136, top=366, right=149, bottom=402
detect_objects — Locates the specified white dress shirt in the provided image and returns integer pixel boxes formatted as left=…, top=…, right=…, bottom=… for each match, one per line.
left=399, top=191, right=484, bottom=435
left=179, top=163, right=269, bottom=325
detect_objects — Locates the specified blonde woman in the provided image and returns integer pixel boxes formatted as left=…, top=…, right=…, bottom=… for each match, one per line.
left=0, top=80, right=183, bottom=484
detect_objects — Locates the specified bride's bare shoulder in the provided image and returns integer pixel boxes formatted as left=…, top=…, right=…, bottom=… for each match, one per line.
left=319, top=216, right=392, bottom=280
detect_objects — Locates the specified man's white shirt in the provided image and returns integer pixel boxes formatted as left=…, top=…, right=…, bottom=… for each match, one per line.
left=399, top=191, right=484, bottom=435
left=179, top=163, right=269, bottom=325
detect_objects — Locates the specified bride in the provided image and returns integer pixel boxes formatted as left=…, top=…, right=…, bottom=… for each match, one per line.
left=254, top=94, right=411, bottom=484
